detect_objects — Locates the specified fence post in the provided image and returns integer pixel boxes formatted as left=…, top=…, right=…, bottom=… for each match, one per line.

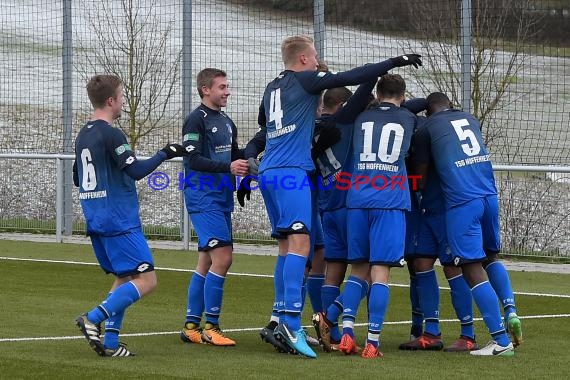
left=181, top=0, right=193, bottom=250
left=62, top=0, right=74, bottom=236
left=55, top=158, right=63, bottom=243
left=314, top=0, right=325, bottom=59
left=460, top=0, right=472, bottom=112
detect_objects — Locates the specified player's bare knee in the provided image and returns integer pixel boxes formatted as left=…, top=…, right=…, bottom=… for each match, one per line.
left=413, top=257, right=436, bottom=273
left=443, top=264, right=462, bottom=279
left=288, top=234, right=310, bottom=255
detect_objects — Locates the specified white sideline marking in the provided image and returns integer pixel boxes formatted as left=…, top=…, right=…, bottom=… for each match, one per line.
left=1, top=314, right=568, bottom=343
left=1, top=256, right=569, bottom=298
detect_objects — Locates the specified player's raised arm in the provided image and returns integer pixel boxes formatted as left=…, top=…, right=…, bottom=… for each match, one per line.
left=297, top=54, right=422, bottom=94
left=402, top=98, right=428, bottom=115
left=334, top=80, right=377, bottom=125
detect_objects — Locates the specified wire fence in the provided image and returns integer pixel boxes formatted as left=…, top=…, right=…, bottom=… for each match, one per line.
left=0, top=0, right=569, bottom=257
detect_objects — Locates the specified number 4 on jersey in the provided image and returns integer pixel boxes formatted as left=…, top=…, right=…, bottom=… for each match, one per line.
left=269, top=89, right=283, bottom=130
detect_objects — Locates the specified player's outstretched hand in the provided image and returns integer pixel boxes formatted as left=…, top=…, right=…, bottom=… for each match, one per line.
left=237, top=176, right=255, bottom=207
left=161, top=143, right=187, bottom=159
left=391, top=54, right=423, bottom=69
left=248, top=157, right=260, bottom=176
left=230, top=159, right=249, bottom=177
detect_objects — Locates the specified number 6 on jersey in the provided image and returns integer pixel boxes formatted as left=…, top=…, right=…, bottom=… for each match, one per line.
left=80, top=148, right=97, bottom=191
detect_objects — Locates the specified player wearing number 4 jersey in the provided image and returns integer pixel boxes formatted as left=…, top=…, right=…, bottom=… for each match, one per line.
left=412, top=92, right=521, bottom=356
left=73, top=75, right=188, bottom=357
left=259, top=35, right=422, bottom=358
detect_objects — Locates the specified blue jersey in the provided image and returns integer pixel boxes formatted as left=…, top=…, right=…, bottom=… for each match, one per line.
left=420, top=166, right=446, bottom=213
left=409, top=118, right=445, bottom=213
left=259, top=60, right=397, bottom=173
left=346, top=103, right=417, bottom=210
left=259, top=71, right=323, bottom=172
left=182, top=104, right=241, bottom=213
left=416, top=109, right=497, bottom=208
left=74, top=120, right=141, bottom=236
left=315, top=81, right=376, bottom=212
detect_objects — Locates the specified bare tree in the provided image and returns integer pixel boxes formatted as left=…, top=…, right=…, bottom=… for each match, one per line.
left=76, top=0, right=182, bottom=150
left=401, top=0, right=542, bottom=153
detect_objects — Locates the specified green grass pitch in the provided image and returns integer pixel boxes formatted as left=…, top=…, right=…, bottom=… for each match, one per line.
left=0, top=240, right=569, bottom=379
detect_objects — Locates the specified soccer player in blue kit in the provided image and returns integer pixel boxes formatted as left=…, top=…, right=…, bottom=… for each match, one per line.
left=258, top=34, right=422, bottom=358
left=412, top=92, right=522, bottom=356
left=400, top=121, right=479, bottom=351
left=74, top=74, right=188, bottom=357
left=179, top=68, right=249, bottom=347
left=339, top=74, right=418, bottom=359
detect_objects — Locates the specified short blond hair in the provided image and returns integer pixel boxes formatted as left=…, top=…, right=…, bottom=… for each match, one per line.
left=281, top=35, right=314, bottom=66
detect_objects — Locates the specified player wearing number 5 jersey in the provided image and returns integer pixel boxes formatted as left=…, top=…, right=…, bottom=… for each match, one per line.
left=259, top=35, right=423, bottom=358
left=339, top=74, right=417, bottom=358
left=73, top=75, right=187, bottom=357
left=413, top=92, right=520, bottom=356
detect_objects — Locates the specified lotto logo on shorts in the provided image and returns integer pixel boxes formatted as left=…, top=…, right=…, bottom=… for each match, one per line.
left=137, top=263, right=150, bottom=272
left=208, top=239, right=219, bottom=247
left=291, top=223, right=305, bottom=230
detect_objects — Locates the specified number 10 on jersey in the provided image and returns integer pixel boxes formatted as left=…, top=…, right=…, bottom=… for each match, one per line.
left=359, top=122, right=404, bottom=164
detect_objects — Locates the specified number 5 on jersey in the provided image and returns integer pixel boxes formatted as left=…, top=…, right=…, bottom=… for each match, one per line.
left=451, top=119, right=481, bottom=157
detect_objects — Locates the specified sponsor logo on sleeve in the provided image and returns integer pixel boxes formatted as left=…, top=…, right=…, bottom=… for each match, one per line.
left=115, top=143, right=132, bottom=155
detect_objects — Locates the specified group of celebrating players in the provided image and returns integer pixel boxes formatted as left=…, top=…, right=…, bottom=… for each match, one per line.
left=73, top=34, right=522, bottom=359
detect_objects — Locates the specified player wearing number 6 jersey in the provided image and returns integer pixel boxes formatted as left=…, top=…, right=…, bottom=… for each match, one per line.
left=259, top=35, right=422, bottom=358
left=412, top=92, right=520, bottom=356
left=73, top=75, right=187, bottom=357
left=339, top=74, right=417, bottom=359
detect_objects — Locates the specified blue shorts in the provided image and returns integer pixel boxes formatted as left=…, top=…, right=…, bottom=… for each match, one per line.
left=311, top=191, right=325, bottom=249
left=90, top=228, right=154, bottom=277
left=307, top=206, right=325, bottom=268
left=413, top=212, right=454, bottom=266
left=404, top=208, right=421, bottom=257
left=347, top=209, right=406, bottom=267
left=322, top=207, right=348, bottom=262
left=190, top=211, right=232, bottom=251
left=447, top=195, right=501, bottom=265
left=259, top=168, right=312, bottom=237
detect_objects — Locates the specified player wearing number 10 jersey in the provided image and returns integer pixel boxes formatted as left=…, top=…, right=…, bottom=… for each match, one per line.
left=259, top=35, right=423, bottom=358
left=341, top=74, right=418, bottom=358
left=73, top=75, right=187, bottom=357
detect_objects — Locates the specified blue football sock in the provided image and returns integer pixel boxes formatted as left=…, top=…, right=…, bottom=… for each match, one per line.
left=204, top=271, right=226, bottom=325
left=301, top=278, right=307, bottom=311
left=272, top=255, right=286, bottom=320
left=447, top=274, right=474, bottom=339
left=341, top=276, right=368, bottom=337
left=185, top=272, right=205, bottom=324
left=87, top=281, right=141, bottom=325
left=471, top=281, right=510, bottom=346
left=321, top=285, right=340, bottom=313
left=326, top=294, right=343, bottom=342
left=282, top=253, right=307, bottom=331
left=367, top=282, right=390, bottom=347
left=485, top=261, right=517, bottom=317
left=409, top=275, right=423, bottom=335
left=307, top=274, right=325, bottom=313
left=416, top=269, right=440, bottom=336
left=103, top=292, right=124, bottom=350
